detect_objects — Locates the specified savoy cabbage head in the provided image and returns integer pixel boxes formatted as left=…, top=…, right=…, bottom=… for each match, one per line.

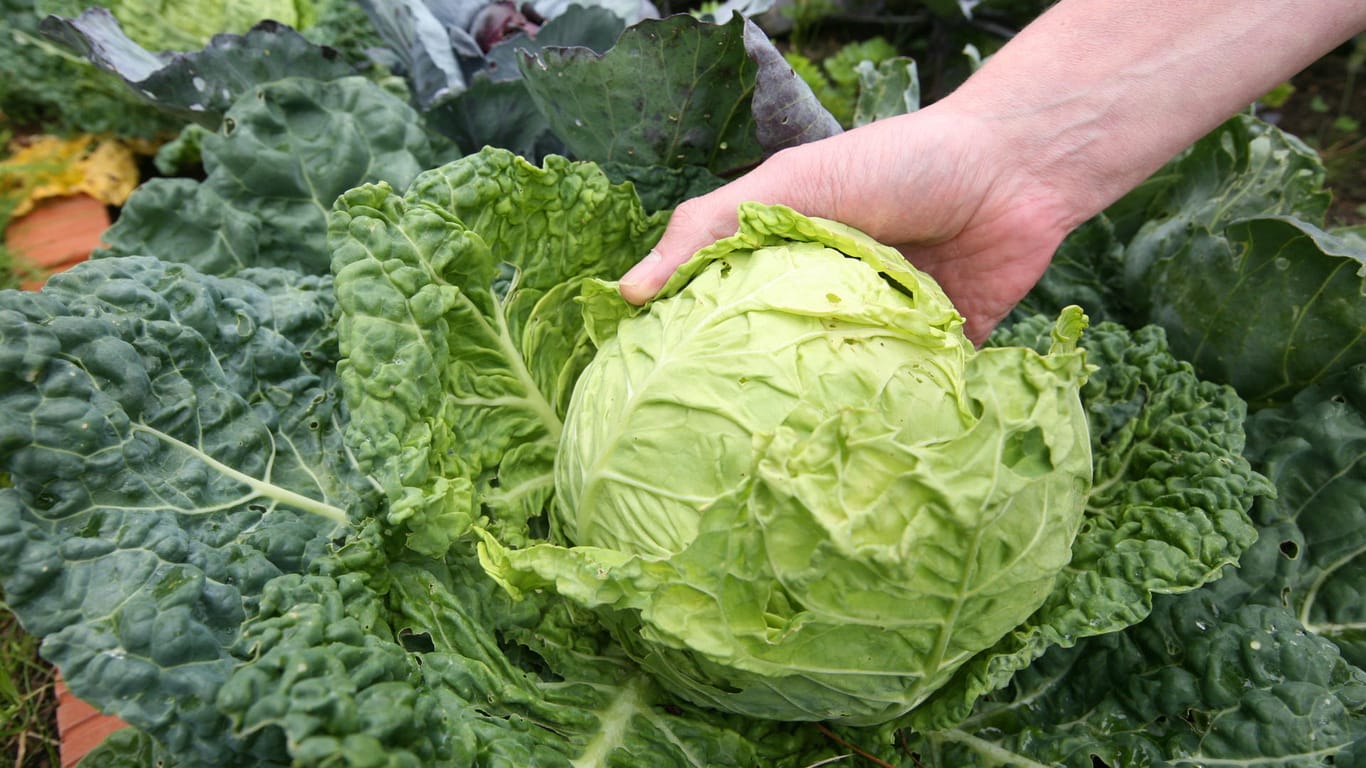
left=480, top=203, right=1095, bottom=724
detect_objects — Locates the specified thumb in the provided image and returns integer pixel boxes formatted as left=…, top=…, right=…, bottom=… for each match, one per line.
left=618, top=188, right=749, bottom=305
left=619, top=149, right=819, bottom=304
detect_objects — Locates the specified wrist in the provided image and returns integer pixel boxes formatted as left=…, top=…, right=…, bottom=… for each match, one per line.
left=934, top=0, right=1366, bottom=229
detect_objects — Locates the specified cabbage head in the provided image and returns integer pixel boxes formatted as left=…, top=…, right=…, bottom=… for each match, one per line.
left=478, top=203, right=1094, bottom=725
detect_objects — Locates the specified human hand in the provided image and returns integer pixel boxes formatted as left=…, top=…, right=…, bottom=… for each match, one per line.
left=617, top=103, right=1082, bottom=345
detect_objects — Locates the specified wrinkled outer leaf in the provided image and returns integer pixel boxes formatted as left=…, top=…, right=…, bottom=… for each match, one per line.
left=0, top=258, right=379, bottom=765
left=41, top=10, right=356, bottom=127
left=217, top=522, right=843, bottom=767
left=99, top=76, right=441, bottom=275
left=329, top=147, right=665, bottom=557
left=908, top=593, right=1366, bottom=766
left=1216, top=363, right=1366, bottom=666
left=913, top=317, right=1270, bottom=730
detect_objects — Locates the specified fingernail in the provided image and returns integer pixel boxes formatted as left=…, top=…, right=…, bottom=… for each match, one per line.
left=620, top=249, right=663, bottom=289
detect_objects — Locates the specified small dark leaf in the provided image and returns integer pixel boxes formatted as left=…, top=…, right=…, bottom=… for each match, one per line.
left=519, top=14, right=761, bottom=174
left=742, top=17, right=841, bottom=151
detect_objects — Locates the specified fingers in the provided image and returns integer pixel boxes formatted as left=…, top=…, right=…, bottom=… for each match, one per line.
left=619, top=194, right=744, bottom=304
left=618, top=249, right=670, bottom=304
left=620, top=148, right=819, bottom=305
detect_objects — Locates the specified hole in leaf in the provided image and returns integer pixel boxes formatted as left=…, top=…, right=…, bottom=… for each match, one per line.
left=399, top=629, right=435, bottom=653
left=1279, top=540, right=1300, bottom=559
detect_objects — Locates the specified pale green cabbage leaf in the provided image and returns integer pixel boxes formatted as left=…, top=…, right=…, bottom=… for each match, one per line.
left=478, top=202, right=1097, bottom=725
left=329, top=147, right=668, bottom=557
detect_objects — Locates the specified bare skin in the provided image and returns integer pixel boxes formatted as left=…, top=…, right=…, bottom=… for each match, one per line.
left=619, top=0, right=1366, bottom=343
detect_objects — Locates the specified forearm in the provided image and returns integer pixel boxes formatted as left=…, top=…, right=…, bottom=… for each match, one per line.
left=943, top=0, right=1366, bottom=227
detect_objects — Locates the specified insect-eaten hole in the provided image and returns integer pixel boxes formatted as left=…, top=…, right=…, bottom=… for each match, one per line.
left=399, top=629, right=436, bottom=653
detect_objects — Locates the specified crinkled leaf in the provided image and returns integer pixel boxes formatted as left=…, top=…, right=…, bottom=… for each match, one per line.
left=1212, top=362, right=1366, bottom=666
left=41, top=10, right=357, bottom=127
left=218, top=522, right=842, bottom=767
left=908, top=593, right=1366, bottom=766
left=598, top=161, right=725, bottom=212
left=99, top=76, right=443, bottom=275
left=911, top=317, right=1269, bottom=730
left=329, top=147, right=666, bottom=557
left=0, top=257, right=380, bottom=765
left=73, top=727, right=177, bottom=768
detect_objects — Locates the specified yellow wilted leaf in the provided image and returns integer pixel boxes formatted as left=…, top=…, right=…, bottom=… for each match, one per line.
left=1, top=135, right=141, bottom=218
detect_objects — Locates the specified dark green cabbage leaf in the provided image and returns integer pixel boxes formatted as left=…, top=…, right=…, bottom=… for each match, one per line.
left=0, top=257, right=376, bottom=765
left=1021, top=115, right=1366, bottom=409
left=97, top=76, right=448, bottom=276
